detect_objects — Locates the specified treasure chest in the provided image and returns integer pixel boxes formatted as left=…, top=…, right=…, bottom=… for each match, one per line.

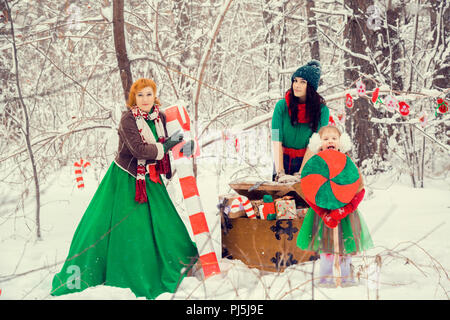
left=220, top=179, right=318, bottom=272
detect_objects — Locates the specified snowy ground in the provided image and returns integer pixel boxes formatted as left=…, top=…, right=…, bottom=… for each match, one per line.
left=0, top=160, right=449, bottom=300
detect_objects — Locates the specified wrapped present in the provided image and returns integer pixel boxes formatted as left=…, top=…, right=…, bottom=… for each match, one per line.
left=262, top=195, right=276, bottom=220
left=275, top=196, right=296, bottom=220
left=296, top=207, right=308, bottom=219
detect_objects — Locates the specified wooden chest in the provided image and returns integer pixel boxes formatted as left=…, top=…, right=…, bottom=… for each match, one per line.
left=220, top=180, right=318, bottom=272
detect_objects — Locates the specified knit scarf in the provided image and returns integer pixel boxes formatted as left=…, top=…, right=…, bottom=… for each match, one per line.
left=132, top=106, right=166, bottom=203
left=285, top=90, right=309, bottom=123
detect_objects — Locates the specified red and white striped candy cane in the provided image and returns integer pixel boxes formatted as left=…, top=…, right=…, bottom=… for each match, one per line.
left=230, top=196, right=256, bottom=219
left=74, top=159, right=91, bottom=189
left=164, top=105, right=220, bottom=279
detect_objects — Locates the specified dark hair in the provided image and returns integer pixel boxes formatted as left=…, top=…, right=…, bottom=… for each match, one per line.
left=288, top=82, right=325, bottom=132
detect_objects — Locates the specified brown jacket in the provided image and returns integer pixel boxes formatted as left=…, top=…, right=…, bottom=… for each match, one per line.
left=114, top=109, right=168, bottom=177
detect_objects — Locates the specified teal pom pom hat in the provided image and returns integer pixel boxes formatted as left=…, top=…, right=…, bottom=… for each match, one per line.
left=291, top=60, right=322, bottom=91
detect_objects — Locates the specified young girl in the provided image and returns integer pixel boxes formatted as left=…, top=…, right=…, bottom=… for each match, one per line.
left=50, top=78, right=198, bottom=299
left=297, top=125, right=373, bottom=287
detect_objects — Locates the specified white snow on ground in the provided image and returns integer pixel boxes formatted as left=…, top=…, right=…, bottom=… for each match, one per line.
left=0, top=161, right=449, bottom=300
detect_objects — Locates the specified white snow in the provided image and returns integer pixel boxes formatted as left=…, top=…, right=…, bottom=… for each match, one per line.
left=0, top=162, right=448, bottom=300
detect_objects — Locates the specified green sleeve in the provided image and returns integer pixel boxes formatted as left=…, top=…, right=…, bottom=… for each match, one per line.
left=271, top=100, right=285, bottom=142
left=317, top=104, right=330, bottom=131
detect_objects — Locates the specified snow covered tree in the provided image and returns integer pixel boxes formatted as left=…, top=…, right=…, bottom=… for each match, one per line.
left=113, top=0, right=132, bottom=101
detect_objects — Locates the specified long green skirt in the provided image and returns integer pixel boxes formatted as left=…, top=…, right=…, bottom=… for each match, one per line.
left=297, top=208, right=373, bottom=255
left=50, top=162, right=198, bottom=299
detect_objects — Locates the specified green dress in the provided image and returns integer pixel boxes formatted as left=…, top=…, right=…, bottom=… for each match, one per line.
left=271, top=98, right=329, bottom=149
left=51, top=118, right=198, bottom=299
left=297, top=207, right=373, bottom=255
left=271, top=98, right=329, bottom=176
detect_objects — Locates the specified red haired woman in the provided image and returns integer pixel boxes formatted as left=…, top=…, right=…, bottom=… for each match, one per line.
left=51, top=78, right=198, bottom=299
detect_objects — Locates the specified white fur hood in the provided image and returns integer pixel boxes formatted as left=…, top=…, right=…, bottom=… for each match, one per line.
left=307, top=131, right=353, bottom=154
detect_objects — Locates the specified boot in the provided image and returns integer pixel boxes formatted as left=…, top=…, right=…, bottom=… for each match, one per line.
left=317, top=253, right=335, bottom=288
left=340, top=255, right=357, bottom=287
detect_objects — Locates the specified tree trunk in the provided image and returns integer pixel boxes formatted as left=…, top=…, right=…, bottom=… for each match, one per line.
left=193, top=0, right=233, bottom=177
left=262, top=0, right=288, bottom=94
left=383, top=3, right=404, bottom=93
left=305, top=0, right=320, bottom=61
left=343, top=0, right=379, bottom=166
left=429, top=0, right=449, bottom=185
left=430, top=1, right=449, bottom=91
left=5, top=0, right=41, bottom=239
left=113, top=0, right=132, bottom=102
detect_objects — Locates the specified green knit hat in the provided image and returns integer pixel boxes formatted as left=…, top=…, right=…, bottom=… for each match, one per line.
left=291, top=60, right=322, bottom=91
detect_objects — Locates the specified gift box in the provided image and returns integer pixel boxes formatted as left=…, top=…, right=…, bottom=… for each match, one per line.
left=296, top=207, right=308, bottom=218
left=275, top=196, right=296, bottom=220
left=262, top=195, right=277, bottom=220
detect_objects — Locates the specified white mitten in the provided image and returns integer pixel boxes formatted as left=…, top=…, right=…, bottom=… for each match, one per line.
left=307, top=132, right=322, bottom=154
left=339, top=132, right=353, bottom=153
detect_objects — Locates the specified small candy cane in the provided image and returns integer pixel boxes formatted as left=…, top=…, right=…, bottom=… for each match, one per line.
left=230, top=196, right=256, bottom=219
left=74, top=159, right=91, bottom=189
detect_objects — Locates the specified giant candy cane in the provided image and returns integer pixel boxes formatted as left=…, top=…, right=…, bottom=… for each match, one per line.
left=164, top=105, right=220, bottom=278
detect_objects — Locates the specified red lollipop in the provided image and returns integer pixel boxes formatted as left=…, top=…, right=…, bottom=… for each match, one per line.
left=300, top=149, right=361, bottom=210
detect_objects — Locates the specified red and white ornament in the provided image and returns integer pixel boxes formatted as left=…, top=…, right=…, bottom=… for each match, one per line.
left=328, top=115, right=336, bottom=126
left=371, top=87, right=383, bottom=108
left=223, top=130, right=240, bottom=153
left=345, top=93, right=353, bottom=108
left=418, top=111, right=427, bottom=127
left=356, top=81, right=366, bottom=96
left=384, top=95, right=397, bottom=112
left=437, top=98, right=448, bottom=114
left=398, top=101, right=410, bottom=116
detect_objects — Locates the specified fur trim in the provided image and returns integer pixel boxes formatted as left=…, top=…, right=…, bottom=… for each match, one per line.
left=155, top=142, right=164, bottom=161
left=308, top=131, right=353, bottom=153
left=308, top=132, right=322, bottom=153
left=339, top=132, right=353, bottom=153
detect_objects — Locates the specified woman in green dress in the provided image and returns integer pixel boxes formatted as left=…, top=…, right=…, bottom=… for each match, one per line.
left=50, top=78, right=198, bottom=299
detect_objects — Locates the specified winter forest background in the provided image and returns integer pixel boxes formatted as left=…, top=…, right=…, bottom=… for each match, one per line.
left=0, top=0, right=449, bottom=300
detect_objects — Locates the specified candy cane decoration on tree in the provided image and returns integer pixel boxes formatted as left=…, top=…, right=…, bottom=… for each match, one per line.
left=230, top=196, right=256, bottom=219
left=74, top=159, right=91, bottom=189
left=164, top=105, right=220, bottom=278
